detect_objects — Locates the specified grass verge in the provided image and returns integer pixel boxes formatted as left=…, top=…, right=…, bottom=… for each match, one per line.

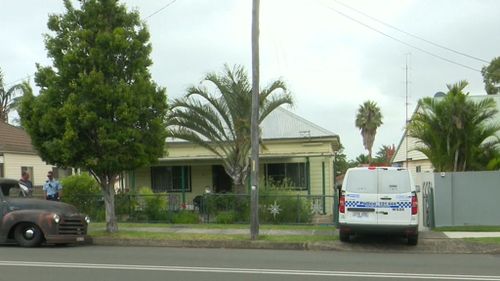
left=90, top=222, right=334, bottom=231
left=464, top=237, right=500, bottom=244
left=90, top=230, right=337, bottom=243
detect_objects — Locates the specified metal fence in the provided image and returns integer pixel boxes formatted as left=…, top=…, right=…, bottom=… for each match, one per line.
left=61, top=193, right=335, bottom=225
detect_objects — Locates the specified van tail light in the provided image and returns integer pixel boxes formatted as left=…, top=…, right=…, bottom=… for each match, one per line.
left=339, top=195, right=345, bottom=214
left=411, top=194, right=418, bottom=215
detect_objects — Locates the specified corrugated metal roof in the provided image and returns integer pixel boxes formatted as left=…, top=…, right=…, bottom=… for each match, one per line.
left=167, top=106, right=337, bottom=143
left=0, top=122, right=36, bottom=154
left=261, top=107, right=337, bottom=139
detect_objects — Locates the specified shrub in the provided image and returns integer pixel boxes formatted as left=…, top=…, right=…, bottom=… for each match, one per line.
left=60, top=173, right=103, bottom=220
left=137, top=187, right=168, bottom=222
left=259, top=190, right=312, bottom=224
left=215, top=211, right=237, bottom=224
left=171, top=211, right=199, bottom=224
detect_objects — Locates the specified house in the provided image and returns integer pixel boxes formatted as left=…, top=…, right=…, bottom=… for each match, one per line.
left=0, top=122, right=69, bottom=186
left=392, top=94, right=500, bottom=178
left=125, top=107, right=341, bottom=213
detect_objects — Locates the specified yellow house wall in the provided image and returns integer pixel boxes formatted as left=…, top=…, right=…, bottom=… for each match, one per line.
left=2, top=153, right=54, bottom=186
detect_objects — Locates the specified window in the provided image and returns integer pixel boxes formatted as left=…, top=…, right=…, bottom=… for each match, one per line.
left=151, top=166, right=191, bottom=193
left=0, top=163, right=3, bottom=178
left=416, top=166, right=422, bottom=173
left=265, top=163, right=307, bottom=190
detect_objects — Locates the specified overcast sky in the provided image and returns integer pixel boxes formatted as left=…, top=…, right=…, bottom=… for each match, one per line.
left=0, top=0, right=498, bottom=159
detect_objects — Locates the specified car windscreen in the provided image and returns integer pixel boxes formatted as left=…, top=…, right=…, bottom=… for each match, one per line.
left=344, top=169, right=377, bottom=193
left=378, top=169, right=411, bottom=194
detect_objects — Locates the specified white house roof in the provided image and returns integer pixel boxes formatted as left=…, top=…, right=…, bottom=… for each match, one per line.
left=168, top=106, right=338, bottom=142
left=392, top=94, right=500, bottom=164
left=261, top=107, right=337, bottom=140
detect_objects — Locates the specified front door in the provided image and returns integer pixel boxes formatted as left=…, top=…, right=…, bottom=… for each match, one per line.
left=212, top=165, right=232, bottom=193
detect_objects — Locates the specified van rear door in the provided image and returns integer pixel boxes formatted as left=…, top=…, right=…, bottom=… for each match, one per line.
left=344, top=168, right=378, bottom=225
left=376, top=168, right=412, bottom=225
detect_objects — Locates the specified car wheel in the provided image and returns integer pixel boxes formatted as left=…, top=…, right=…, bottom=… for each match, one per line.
left=14, top=223, right=44, bottom=247
left=339, top=230, right=350, bottom=242
left=407, top=234, right=418, bottom=246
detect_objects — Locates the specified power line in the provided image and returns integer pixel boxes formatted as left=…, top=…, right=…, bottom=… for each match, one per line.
left=332, top=0, right=489, bottom=64
left=321, top=2, right=482, bottom=72
left=145, top=0, right=177, bottom=20
left=4, top=75, right=32, bottom=87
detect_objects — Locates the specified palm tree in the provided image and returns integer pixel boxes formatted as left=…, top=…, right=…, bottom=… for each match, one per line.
left=355, top=100, right=383, bottom=163
left=408, top=80, right=500, bottom=172
left=0, top=69, right=31, bottom=123
left=168, top=65, right=293, bottom=193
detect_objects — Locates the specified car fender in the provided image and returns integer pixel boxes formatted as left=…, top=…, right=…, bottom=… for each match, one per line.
left=1, top=209, right=57, bottom=241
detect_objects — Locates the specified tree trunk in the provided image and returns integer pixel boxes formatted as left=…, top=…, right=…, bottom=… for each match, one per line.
left=102, top=181, right=118, bottom=233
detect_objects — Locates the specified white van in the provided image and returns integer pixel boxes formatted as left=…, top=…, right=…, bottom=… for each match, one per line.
left=338, top=167, right=419, bottom=245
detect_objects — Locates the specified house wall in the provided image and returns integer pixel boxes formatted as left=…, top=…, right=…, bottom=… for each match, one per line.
left=2, top=153, right=54, bottom=186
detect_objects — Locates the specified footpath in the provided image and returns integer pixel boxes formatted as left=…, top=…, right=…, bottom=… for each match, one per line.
left=89, top=226, right=500, bottom=254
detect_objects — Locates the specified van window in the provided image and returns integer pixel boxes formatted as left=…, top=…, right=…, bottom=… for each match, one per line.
left=379, top=170, right=411, bottom=194
left=345, top=170, right=377, bottom=193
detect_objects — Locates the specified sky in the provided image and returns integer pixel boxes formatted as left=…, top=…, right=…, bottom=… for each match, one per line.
left=0, top=0, right=498, bottom=160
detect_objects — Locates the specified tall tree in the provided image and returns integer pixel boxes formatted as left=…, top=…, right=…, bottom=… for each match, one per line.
left=373, top=144, right=396, bottom=166
left=355, top=100, right=383, bottom=163
left=482, top=57, right=500, bottom=95
left=168, top=64, right=292, bottom=193
left=19, top=0, right=167, bottom=233
left=408, top=80, right=500, bottom=172
left=0, top=69, right=31, bottom=123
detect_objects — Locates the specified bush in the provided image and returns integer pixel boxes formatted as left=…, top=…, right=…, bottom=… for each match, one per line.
left=171, top=211, right=199, bottom=224
left=215, top=211, right=237, bottom=224
left=204, top=194, right=249, bottom=223
left=137, top=187, right=168, bottom=222
left=259, top=190, right=312, bottom=224
left=60, top=173, right=103, bottom=220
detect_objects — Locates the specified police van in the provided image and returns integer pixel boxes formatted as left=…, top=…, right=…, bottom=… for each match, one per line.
left=338, top=166, right=419, bottom=245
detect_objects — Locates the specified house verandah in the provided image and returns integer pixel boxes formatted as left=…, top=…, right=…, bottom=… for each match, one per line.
left=122, top=107, right=341, bottom=218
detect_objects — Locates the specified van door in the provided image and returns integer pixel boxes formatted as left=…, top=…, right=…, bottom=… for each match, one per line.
left=376, top=168, right=412, bottom=225
left=344, top=169, right=378, bottom=225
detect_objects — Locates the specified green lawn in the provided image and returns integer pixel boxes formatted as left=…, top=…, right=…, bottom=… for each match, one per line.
left=464, top=237, right=500, bottom=244
left=90, top=230, right=337, bottom=243
left=90, top=222, right=335, bottom=231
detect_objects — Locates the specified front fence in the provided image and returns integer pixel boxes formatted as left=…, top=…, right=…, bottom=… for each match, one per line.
left=62, top=193, right=335, bottom=225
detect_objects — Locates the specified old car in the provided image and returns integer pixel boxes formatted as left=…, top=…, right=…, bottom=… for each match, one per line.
left=0, top=178, right=90, bottom=247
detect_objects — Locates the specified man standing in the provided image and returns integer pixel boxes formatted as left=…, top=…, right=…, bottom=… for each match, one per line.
left=19, top=171, right=33, bottom=197
left=43, top=171, right=62, bottom=201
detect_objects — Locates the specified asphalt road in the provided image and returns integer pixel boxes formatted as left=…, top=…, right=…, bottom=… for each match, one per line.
left=0, top=245, right=500, bottom=281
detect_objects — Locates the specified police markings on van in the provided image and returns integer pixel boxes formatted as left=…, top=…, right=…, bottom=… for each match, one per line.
left=338, top=166, right=419, bottom=246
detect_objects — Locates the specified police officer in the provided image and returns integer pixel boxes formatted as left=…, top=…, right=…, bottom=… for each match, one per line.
left=43, top=171, right=63, bottom=201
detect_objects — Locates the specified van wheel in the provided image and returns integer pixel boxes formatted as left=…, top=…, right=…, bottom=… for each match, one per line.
left=407, top=234, right=418, bottom=246
left=14, top=223, right=44, bottom=247
left=339, top=231, right=350, bottom=242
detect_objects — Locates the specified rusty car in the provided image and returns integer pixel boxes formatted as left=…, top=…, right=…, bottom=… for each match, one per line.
left=0, top=178, right=90, bottom=247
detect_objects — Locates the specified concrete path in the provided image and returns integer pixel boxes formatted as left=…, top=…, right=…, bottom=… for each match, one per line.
left=444, top=232, right=500, bottom=238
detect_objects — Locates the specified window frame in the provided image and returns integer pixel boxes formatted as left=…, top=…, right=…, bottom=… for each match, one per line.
left=151, top=166, right=192, bottom=193
left=264, top=162, right=307, bottom=191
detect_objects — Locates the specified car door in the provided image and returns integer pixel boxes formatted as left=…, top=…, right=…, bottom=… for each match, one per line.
left=344, top=168, right=378, bottom=225
left=376, top=168, right=412, bottom=225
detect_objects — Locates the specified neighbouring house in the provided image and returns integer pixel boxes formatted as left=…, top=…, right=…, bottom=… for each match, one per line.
left=124, top=107, right=341, bottom=214
left=392, top=94, right=500, bottom=179
left=0, top=122, right=71, bottom=186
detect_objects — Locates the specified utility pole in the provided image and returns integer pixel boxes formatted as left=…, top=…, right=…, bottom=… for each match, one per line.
left=250, top=0, right=260, bottom=240
left=405, top=53, right=410, bottom=168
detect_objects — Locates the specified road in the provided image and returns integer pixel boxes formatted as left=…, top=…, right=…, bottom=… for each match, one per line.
left=0, top=245, right=499, bottom=281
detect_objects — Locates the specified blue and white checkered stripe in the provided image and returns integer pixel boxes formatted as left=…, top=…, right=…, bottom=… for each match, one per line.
left=346, top=201, right=411, bottom=209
